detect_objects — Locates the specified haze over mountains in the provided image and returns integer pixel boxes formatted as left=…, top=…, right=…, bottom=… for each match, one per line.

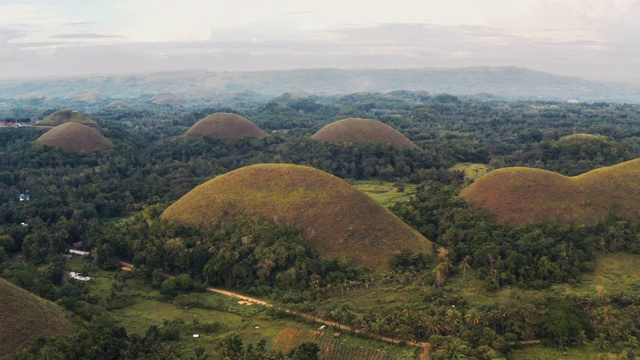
left=3, top=66, right=640, bottom=103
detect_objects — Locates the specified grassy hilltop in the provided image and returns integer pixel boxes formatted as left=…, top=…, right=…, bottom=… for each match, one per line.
left=184, top=112, right=265, bottom=141
left=36, top=109, right=99, bottom=127
left=312, top=118, right=418, bottom=150
left=0, top=278, right=73, bottom=359
left=35, top=122, right=113, bottom=152
left=162, top=164, right=431, bottom=272
left=461, top=158, right=640, bottom=225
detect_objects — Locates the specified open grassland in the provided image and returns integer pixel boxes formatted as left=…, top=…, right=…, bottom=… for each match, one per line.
left=311, top=118, right=419, bottom=150
left=184, top=112, right=265, bottom=141
left=36, top=122, right=113, bottom=152
left=461, top=159, right=640, bottom=225
left=0, top=278, right=73, bottom=360
left=351, top=180, right=418, bottom=208
left=79, top=265, right=415, bottom=359
left=554, top=253, right=640, bottom=294
left=512, top=343, right=615, bottom=360
left=162, top=164, right=431, bottom=273
left=448, top=162, right=491, bottom=181
left=36, top=109, right=98, bottom=126
left=274, top=327, right=405, bottom=360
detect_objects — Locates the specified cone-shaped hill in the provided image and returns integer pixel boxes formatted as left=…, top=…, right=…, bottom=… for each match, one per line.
left=311, top=118, right=419, bottom=149
left=461, top=159, right=640, bottom=225
left=162, top=164, right=431, bottom=272
left=184, top=112, right=266, bottom=141
left=36, top=123, right=113, bottom=152
left=0, top=278, right=73, bottom=359
left=36, top=109, right=99, bottom=127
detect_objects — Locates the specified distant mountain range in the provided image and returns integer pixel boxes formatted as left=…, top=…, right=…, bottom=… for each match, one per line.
left=3, top=66, right=640, bottom=103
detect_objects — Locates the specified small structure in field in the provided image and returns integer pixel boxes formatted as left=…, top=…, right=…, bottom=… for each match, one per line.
left=69, top=272, right=92, bottom=281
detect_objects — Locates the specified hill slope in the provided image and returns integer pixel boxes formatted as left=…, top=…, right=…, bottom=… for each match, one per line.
left=312, top=118, right=418, bottom=150
left=184, top=112, right=265, bottom=141
left=162, top=164, right=431, bottom=271
left=36, top=109, right=99, bottom=127
left=36, top=122, right=113, bottom=152
left=5, top=67, right=640, bottom=103
left=0, top=278, right=73, bottom=359
left=461, top=159, right=640, bottom=225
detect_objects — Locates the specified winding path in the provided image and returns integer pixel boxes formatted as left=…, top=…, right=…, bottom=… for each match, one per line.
left=119, top=261, right=431, bottom=358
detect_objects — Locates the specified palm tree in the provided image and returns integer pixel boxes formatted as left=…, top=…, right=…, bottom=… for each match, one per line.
left=458, top=257, right=471, bottom=283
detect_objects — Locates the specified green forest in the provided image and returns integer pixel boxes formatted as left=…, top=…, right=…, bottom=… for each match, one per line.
left=2, top=92, right=640, bottom=360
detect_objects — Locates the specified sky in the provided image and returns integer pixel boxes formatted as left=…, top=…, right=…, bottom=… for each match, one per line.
left=0, top=0, right=639, bottom=83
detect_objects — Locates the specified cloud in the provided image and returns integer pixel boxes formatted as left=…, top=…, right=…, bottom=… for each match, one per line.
left=52, top=33, right=123, bottom=39
left=66, top=21, right=96, bottom=26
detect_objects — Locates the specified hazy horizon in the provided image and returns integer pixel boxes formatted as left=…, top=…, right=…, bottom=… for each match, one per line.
left=2, top=0, right=640, bottom=84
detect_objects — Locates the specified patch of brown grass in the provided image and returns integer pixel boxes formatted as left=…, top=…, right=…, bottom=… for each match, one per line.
left=152, top=93, right=186, bottom=105
left=161, top=164, right=431, bottom=272
left=35, top=123, right=113, bottom=152
left=184, top=112, right=266, bottom=142
left=36, top=109, right=98, bottom=127
left=0, top=278, right=73, bottom=359
left=311, top=118, right=419, bottom=150
left=461, top=159, right=640, bottom=225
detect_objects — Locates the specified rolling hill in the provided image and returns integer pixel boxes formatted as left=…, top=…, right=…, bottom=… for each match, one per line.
left=0, top=278, right=73, bottom=359
left=35, top=122, right=113, bottom=152
left=461, top=159, right=640, bottom=225
left=184, top=112, right=266, bottom=141
left=311, top=118, right=418, bottom=149
left=161, top=164, right=431, bottom=272
left=5, top=67, right=640, bottom=103
left=36, top=109, right=99, bottom=127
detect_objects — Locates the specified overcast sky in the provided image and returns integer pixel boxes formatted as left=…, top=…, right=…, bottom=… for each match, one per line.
left=1, top=0, right=639, bottom=83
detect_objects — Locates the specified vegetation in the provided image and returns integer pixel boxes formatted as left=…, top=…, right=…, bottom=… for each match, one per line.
left=461, top=159, right=640, bottom=225
left=184, top=112, right=266, bottom=141
left=35, top=123, right=113, bottom=152
left=447, top=162, right=490, bottom=181
left=162, top=164, right=432, bottom=272
left=350, top=180, right=417, bottom=208
left=0, top=277, right=73, bottom=359
left=311, top=118, right=418, bottom=150
left=3, top=94, right=640, bottom=359
left=35, top=109, right=99, bottom=127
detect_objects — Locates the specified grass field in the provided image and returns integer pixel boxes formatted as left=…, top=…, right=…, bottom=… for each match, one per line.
left=69, top=258, right=417, bottom=359
left=311, top=118, right=419, bottom=150
left=162, top=164, right=431, bottom=272
left=511, top=343, right=613, bottom=360
left=351, top=180, right=418, bottom=208
left=448, top=162, right=491, bottom=181
left=553, top=253, right=640, bottom=294
left=461, top=158, right=640, bottom=225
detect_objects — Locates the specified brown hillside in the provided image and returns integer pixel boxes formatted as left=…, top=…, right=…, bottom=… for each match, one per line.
left=312, top=118, right=418, bottom=150
left=461, top=159, right=640, bottom=225
left=36, top=109, right=99, bottom=127
left=152, top=93, right=186, bottom=105
left=0, top=278, right=73, bottom=359
left=162, top=164, right=431, bottom=272
left=36, top=123, right=113, bottom=152
left=184, top=112, right=266, bottom=142
left=107, top=100, right=130, bottom=108
left=66, top=91, right=108, bottom=103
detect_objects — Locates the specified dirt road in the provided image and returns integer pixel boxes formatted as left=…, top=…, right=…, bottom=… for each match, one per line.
left=120, top=261, right=430, bottom=357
